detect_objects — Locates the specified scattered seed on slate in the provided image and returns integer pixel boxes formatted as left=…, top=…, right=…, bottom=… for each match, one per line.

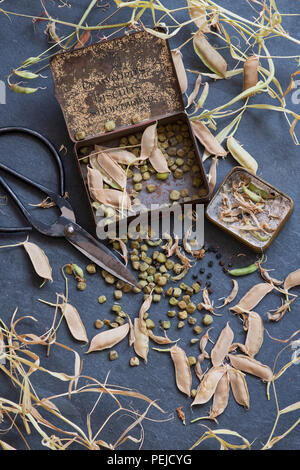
left=219, top=260, right=225, bottom=266
left=207, top=273, right=212, bottom=279
left=216, top=253, right=222, bottom=259
left=192, top=274, right=198, bottom=280
left=208, top=261, right=213, bottom=267
left=206, top=281, right=211, bottom=287
left=199, top=268, right=205, bottom=274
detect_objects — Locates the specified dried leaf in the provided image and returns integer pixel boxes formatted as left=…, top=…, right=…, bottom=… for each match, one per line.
left=60, top=302, right=88, bottom=343
left=171, top=49, right=188, bottom=94
left=23, top=241, right=53, bottom=282
left=86, top=323, right=129, bottom=353
left=191, top=121, right=227, bottom=156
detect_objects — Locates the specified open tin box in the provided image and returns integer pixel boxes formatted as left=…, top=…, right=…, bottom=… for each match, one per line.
left=206, top=167, right=294, bottom=252
left=50, top=30, right=209, bottom=233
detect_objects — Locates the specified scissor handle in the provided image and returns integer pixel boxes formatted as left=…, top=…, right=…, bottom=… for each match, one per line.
left=0, top=127, right=66, bottom=234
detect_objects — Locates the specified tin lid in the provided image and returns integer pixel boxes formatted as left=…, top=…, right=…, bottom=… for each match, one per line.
left=50, top=30, right=184, bottom=142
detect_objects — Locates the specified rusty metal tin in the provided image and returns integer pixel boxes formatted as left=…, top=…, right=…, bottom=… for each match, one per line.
left=205, top=167, right=294, bottom=252
left=50, top=30, right=209, bottom=230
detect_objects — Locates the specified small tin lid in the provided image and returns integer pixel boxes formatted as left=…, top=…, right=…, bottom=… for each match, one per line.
left=50, top=30, right=184, bottom=142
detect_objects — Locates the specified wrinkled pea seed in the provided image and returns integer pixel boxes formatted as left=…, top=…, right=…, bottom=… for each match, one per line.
left=94, top=319, right=104, bottom=329
left=109, top=350, right=118, bottom=361
left=98, top=295, right=106, bottom=304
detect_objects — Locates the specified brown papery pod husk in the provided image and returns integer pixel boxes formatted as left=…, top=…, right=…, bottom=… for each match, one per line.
left=230, top=282, right=273, bottom=314
left=93, top=188, right=132, bottom=210
left=187, top=0, right=210, bottom=32
left=0, top=331, right=5, bottom=364
left=228, top=354, right=273, bottom=382
left=149, top=147, right=170, bottom=174
left=171, top=49, right=188, bottom=94
left=209, top=369, right=230, bottom=419
left=191, top=121, right=227, bottom=157
left=243, top=55, right=259, bottom=93
left=86, top=323, right=129, bottom=353
left=98, top=147, right=137, bottom=165
left=97, top=150, right=127, bottom=189
left=148, top=330, right=178, bottom=345
left=170, top=344, right=192, bottom=397
left=186, top=74, right=202, bottom=108
left=140, top=123, right=157, bottom=160
left=23, top=241, right=53, bottom=282
left=228, top=367, right=250, bottom=408
left=217, top=279, right=239, bottom=308
left=133, top=317, right=149, bottom=363
left=211, top=322, right=234, bottom=367
left=192, top=366, right=225, bottom=405
left=208, top=156, right=218, bottom=194
left=60, top=302, right=88, bottom=343
left=284, top=268, right=300, bottom=291
left=244, top=311, right=264, bottom=357
left=87, top=166, right=104, bottom=201
left=193, top=33, right=227, bottom=78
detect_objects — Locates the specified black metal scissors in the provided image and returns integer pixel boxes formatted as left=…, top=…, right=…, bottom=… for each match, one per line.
left=0, top=127, right=139, bottom=287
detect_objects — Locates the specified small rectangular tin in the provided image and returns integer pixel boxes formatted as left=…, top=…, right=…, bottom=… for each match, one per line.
left=50, top=30, right=209, bottom=229
left=205, top=167, right=294, bottom=252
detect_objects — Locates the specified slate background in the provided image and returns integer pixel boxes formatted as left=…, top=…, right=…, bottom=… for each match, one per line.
left=0, top=0, right=299, bottom=451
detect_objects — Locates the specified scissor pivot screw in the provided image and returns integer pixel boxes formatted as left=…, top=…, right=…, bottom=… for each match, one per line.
left=64, top=224, right=75, bottom=237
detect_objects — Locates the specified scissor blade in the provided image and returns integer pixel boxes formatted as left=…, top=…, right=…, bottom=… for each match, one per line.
left=65, top=222, right=140, bottom=288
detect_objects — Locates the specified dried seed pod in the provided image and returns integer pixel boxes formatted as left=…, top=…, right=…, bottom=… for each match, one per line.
left=87, top=323, right=129, bottom=353
left=0, top=331, right=5, bottom=365
left=133, top=317, right=149, bottom=363
left=140, top=123, right=157, bottom=160
left=60, top=302, right=88, bottom=343
left=208, top=156, right=218, bottom=194
left=230, top=283, right=273, bottom=314
left=193, top=33, right=227, bottom=78
left=187, top=0, right=210, bottom=32
left=228, top=354, right=273, bottom=382
left=171, top=49, right=188, bottom=94
left=148, top=330, right=178, bottom=345
left=216, top=280, right=239, bottom=308
left=211, top=322, right=234, bottom=367
left=284, top=268, right=300, bottom=291
left=227, top=136, right=258, bottom=174
left=97, top=151, right=127, bottom=189
left=170, top=344, right=192, bottom=397
left=23, top=241, right=53, bottom=282
left=244, top=311, right=264, bottom=357
left=191, top=121, right=227, bottom=157
left=186, top=74, right=202, bottom=108
left=149, top=147, right=170, bottom=174
left=92, top=188, right=132, bottom=210
left=87, top=167, right=104, bottom=201
left=243, top=55, right=259, bottom=93
left=199, top=327, right=214, bottom=359
left=209, top=370, right=230, bottom=419
left=228, top=367, right=250, bottom=408
left=98, top=146, right=137, bottom=165
left=194, top=353, right=205, bottom=381
left=192, top=366, right=225, bottom=405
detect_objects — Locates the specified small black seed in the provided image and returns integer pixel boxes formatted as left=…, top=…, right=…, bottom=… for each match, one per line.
left=206, top=281, right=211, bottom=287
left=199, top=268, right=205, bottom=274
left=208, top=261, right=213, bottom=267
left=192, top=274, right=198, bottom=280
left=228, top=262, right=233, bottom=268
left=207, top=273, right=212, bottom=279
left=216, top=253, right=222, bottom=259
left=219, top=260, right=225, bottom=267
left=223, top=267, right=228, bottom=273
left=208, top=288, right=213, bottom=295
